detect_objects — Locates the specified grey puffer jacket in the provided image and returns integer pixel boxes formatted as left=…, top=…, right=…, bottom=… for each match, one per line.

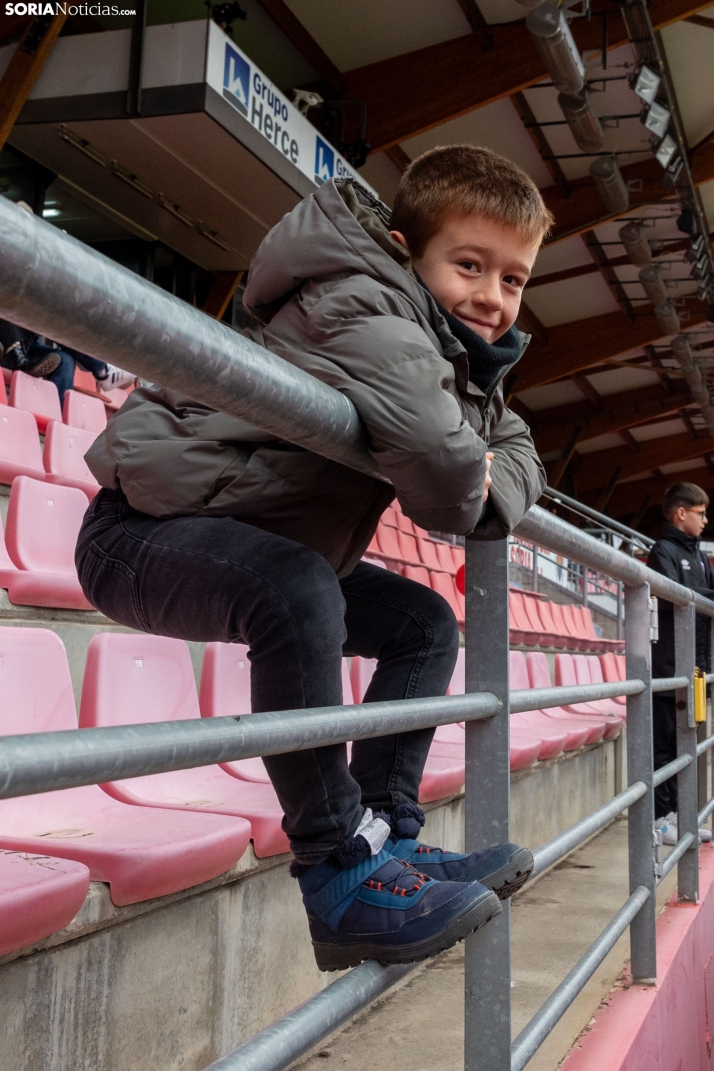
left=86, top=179, right=545, bottom=577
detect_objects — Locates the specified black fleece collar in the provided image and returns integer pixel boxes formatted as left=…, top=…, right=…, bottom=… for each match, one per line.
left=432, top=301, right=523, bottom=392
left=661, top=521, right=700, bottom=555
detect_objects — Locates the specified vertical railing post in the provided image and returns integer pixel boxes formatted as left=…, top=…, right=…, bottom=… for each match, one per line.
left=464, top=538, right=511, bottom=1071
left=617, top=581, right=623, bottom=641
left=625, top=582, right=657, bottom=983
left=675, top=601, right=699, bottom=901
left=532, top=542, right=538, bottom=594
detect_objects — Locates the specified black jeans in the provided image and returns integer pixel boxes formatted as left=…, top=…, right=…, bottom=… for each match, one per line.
left=653, top=694, right=677, bottom=820
left=76, top=490, right=460, bottom=864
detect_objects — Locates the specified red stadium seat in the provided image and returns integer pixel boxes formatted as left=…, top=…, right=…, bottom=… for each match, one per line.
left=79, top=633, right=284, bottom=859
left=509, top=591, right=540, bottom=646
left=397, top=529, right=420, bottom=564
left=417, top=536, right=442, bottom=570
left=447, top=648, right=465, bottom=695
left=0, top=851, right=90, bottom=957
left=0, top=405, right=46, bottom=485
left=43, top=421, right=100, bottom=498
left=548, top=602, right=581, bottom=650
left=403, top=564, right=431, bottom=586
left=0, top=476, right=93, bottom=610
left=430, top=570, right=464, bottom=626
left=521, top=592, right=557, bottom=646
left=0, top=511, right=18, bottom=582
left=350, top=656, right=378, bottom=702
left=575, top=655, right=626, bottom=718
left=62, top=389, right=108, bottom=433
left=554, top=653, right=622, bottom=738
left=394, top=507, right=415, bottom=535
left=9, top=370, right=61, bottom=433
left=600, top=651, right=626, bottom=705
left=376, top=523, right=401, bottom=560
left=435, top=542, right=457, bottom=574
left=510, top=651, right=587, bottom=752
left=536, top=600, right=568, bottom=649
left=526, top=651, right=606, bottom=745
left=0, top=627, right=249, bottom=904
left=381, top=506, right=398, bottom=527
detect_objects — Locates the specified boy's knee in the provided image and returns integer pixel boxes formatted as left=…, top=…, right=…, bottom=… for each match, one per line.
left=270, top=545, right=345, bottom=634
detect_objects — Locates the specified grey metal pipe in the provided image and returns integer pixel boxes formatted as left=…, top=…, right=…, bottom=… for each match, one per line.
left=541, top=485, right=654, bottom=548
left=0, top=197, right=379, bottom=480
left=698, top=796, right=714, bottom=826
left=0, top=692, right=499, bottom=801
left=653, top=676, right=689, bottom=692
left=531, top=781, right=647, bottom=876
left=697, top=733, right=714, bottom=757
left=652, top=752, right=692, bottom=787
left=202, top=961, right=415, bottom=1071
left=1, top=197, right=712, bottom=617
left=510, top=886, right=650, bottom=1071
left=510, top=679, right=644, bottom=712
left=660, top=832, right=695, bottom=882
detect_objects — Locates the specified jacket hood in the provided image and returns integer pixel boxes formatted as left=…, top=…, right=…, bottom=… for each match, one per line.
left=243, top=178, right=430, bottom=325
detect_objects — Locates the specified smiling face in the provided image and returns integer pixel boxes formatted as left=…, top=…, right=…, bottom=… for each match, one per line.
left=391, top=214, right=540, bottom=344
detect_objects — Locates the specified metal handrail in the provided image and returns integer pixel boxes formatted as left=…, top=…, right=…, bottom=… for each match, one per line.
left=540, top=486, right=655, bottom=551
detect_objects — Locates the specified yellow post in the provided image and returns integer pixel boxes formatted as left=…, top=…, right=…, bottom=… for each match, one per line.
left=694, top=667, right=707, bottom=724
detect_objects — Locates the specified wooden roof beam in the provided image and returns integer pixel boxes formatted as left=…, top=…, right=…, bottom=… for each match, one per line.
left=341, top=2, right=711, bottom=153
left=565, top=430, right=714, bottom=494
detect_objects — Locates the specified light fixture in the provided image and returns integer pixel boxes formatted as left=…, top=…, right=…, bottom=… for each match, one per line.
left=558, top=89, right=605, bottom=153
left=639, top=265, right=668, bottom=306
left=633, top=65, right=661, bottom=105
left=645, top=101, right=670, bottom=139
left=42, top=208, right=60, bottom=218
left=677, top=210, right=697, bottom=235
left=526, top=1, right=584, bottom=97
left=671, top=334, right=694, bottom=367
left=654, top=300, right=680, bottom=336
left=655, top=135, right=677, bottom=168
left=619, top=222, right=651, bottom=266
left=590, top=156, right=629, bottom=214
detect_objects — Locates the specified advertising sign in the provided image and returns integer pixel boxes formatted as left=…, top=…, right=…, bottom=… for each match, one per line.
left=206, top=24, right=376, bottom=195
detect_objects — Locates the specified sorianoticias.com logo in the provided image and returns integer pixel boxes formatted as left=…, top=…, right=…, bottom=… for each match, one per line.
left=4, top=3, right=137, bottom=13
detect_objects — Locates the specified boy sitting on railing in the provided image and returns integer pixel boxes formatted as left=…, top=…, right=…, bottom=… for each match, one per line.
left=77, top=145, right=549, bottom=971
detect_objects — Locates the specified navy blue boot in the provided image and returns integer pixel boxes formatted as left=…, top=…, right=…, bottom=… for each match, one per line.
left=298, top=850, right=501, bottom=972
left=386, top=838, right=533, bottom=900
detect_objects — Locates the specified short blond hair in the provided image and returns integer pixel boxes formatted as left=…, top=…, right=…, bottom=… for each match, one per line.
left=390, top=144, right=553, bottom=257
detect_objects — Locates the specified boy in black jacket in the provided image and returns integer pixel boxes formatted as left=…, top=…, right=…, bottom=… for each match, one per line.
left=648, top=482, right=714, bottom=844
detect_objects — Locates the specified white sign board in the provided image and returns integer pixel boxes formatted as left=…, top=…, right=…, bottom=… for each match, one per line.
left=205, top=23, right=376, bottom=196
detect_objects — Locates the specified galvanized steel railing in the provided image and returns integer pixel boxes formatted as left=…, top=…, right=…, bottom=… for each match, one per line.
left=1, top=197, right=714, bottom=1071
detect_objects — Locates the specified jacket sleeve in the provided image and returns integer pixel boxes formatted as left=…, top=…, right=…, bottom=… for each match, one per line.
left=467, top=390, right=546, bottom=541
left=296, top=281, right=489, bottom=535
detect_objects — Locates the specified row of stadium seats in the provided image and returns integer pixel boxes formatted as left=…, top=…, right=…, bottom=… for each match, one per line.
left=1, top=366, right=127, bottom=429
left=0, top=625, right=626, bottom=956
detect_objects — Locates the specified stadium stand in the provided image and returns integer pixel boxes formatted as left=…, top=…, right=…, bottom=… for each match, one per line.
left=0, top=627, right=251, bottom=905
left=554, top=654, right=624, bottom=736
left=0, top=851, right=90, bottom=957
left=43, top=421, right=100, bottom=498
left=0, top=405, right=46, bottom=484
left=0, top=476, right=92, bottom=610
left=62, top=389, right=108, bottom=433
left=79, top=632, right=288, bottom=858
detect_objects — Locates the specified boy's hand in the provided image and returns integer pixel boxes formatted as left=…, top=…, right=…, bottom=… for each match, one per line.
left=483, top=451, right=494, bottom=502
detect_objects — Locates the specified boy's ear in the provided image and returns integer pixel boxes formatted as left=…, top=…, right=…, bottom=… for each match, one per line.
left=389, top=230, right=410, bottom=253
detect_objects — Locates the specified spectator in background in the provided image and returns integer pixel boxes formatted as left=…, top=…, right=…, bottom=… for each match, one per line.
left=0, top=317, right=135, bottom=406
left=648, top=481, right=714, bottom=845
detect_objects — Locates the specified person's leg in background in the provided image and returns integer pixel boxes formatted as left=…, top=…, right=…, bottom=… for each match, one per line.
left=653, top=693, right=677, bottom=821
left=340, top=561, right=534, bottom=899
left=44, top=349, right=76, bottom=406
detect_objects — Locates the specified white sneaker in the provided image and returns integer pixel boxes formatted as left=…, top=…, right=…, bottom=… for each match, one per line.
left=655, top=812, right=712, bottom=845
left=98, top=364, right=135, bottom=390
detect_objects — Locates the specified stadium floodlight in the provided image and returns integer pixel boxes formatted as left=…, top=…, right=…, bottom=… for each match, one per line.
left=655, top=135, right=677, bottom=168
left=558, top=90, right=605, bottom=153
left=677, top=209, right=697, bottom=236
left=654, top=300, right=681, bottom=336
left=645, top=101, right=670, bottom=139
left=619, top=222, right=651, bottom=266
left=639, top=265, right=668, bottom=306
left=590, top=156, right=629, bottom=214
left=526, top=1, right=585, bottom=97
left=633, top=65, right=661, bottom=104
left=671, top=333, right=694, bottom=368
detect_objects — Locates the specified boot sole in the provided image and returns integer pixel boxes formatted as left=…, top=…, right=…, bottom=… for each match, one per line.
left=312, top=888, right=502, bottom=972
left=483, top=846, right=534, bottom=901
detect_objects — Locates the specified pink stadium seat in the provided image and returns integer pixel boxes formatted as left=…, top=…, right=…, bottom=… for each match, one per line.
left=548, top=602, right=579, bottom=650
left=79, top=632, right=284, bottom=859
left=0, top=476, right=92, bottom=610
left=62, top=389, right=107, bottom=433
left=1, top=366, right=11, bottom=387
left=376, top=524, right=401, bottom=560
left=0, top=627, right=248, bottom=904
left=575, top=655, right=626, bottom=718
left=430, top=570, right=464, bottom=626
left=554, top=653, right=622, bottom=738
left=417, top=536, right=442, bottom=570
left=0, top=850, right=90, bottom=957
left=559, top=604, right=589, bottom=650
left=0, top=405, right=45, bottom=485
left=350, top=656, right=378, bottom=702
left=366, top=533, right=381, bottom=557
left=537, top=600, right=568, bottom=649
left=101, top=386, right=129, bottom=412
left=521, top=592, right=557, bottom=646
left=403, top=564, right=431, bottom=586
left=0, top=512, right=18, bottom=581
left=397, top=529, right=420, bottom=564
left=510, top=651, right=588, bottom=751
left=9, top=370, right=61, bottom=433
left=381, top=506, right=398, bottom=527
left=526, top=651, right=606, bottom=745
left=509, top=591, right=539, bottom=646
left=43, top=421, right=100, bottom=498
left=394, top=507, right=415, bottom=535
left=600, top=651, right=626, bottom=705
left=453, top=546, right=465, bottom=573
left=435, top=542, right=457, bottom=574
